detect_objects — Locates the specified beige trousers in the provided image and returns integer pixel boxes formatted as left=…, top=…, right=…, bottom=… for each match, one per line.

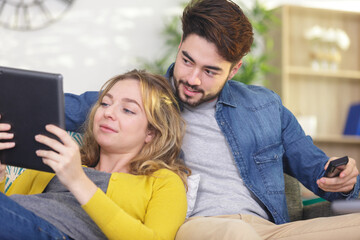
left=175, top=213, right=360, bottom=240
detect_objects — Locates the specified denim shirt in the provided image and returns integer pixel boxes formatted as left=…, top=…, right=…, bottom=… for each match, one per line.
left=64, top=64, right=360, bottom=224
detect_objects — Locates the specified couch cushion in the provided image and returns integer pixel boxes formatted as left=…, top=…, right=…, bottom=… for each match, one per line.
left=284, top=174, right=303, bottom=221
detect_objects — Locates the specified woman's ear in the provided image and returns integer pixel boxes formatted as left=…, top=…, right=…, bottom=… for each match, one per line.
left=145, top=129, right=155, bottom=143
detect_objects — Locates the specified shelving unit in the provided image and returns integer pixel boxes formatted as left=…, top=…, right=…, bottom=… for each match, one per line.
left=267, top=5, right=360, bottom=169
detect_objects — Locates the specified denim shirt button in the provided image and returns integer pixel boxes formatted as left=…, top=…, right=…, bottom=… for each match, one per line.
left=221, top=121, right=225, bottom=125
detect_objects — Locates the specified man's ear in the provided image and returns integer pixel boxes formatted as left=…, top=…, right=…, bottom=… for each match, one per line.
left=178, top=35, right=184, bottom=50
left=228, top=60, right=243, bottom=80
left=145, top=129, right=155, bottom=144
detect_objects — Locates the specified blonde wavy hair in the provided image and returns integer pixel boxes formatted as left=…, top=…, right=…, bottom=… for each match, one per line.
left=80, top=70, right=190, bottom=187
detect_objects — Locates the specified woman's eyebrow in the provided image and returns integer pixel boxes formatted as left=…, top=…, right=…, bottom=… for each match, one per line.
left=104, top=93, right=113, bottom=99
left=122, top=98, right=142, bottom=110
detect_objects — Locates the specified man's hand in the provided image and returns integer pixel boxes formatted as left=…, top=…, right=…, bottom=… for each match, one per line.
left=317, top=157, right=359, bottom=194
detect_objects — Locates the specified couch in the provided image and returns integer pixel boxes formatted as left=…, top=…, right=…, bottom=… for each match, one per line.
left=284, top=174, right=335, bottom=221
left=4, top=132, right=335, bottom=222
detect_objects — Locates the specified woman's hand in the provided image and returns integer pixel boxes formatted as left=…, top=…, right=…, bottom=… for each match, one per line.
left=0, top=115, right=15, bottom=181
left=35, top=124, right=83, bottom=187
left=35, top=125, right=97, bottom=204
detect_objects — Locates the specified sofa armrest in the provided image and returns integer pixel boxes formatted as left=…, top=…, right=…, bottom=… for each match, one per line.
left=303, top=201, right=336, bottom=219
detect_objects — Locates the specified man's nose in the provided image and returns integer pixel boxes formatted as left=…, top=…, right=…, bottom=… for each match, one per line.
left=187, top=69, right=201, bottom=86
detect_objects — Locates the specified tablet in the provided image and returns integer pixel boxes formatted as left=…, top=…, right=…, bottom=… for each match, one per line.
left=0, top=66, right=65, bottom=172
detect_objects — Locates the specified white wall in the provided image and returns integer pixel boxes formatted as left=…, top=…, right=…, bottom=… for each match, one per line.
left=1, top=0, right=359, bottom=94
left=0, top=0, right=183, bottom=94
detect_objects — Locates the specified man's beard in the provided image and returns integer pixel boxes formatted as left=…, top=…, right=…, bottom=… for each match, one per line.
left=173, top=75, right=223, bottom=107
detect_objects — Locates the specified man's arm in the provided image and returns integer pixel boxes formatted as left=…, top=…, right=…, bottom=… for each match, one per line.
left=280, top=102, right=360, bottom=200
left=65, top=91, right=98, bottom=132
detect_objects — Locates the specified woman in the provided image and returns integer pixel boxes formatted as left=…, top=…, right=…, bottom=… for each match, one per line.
left=0, top=70, right=190, bottom=240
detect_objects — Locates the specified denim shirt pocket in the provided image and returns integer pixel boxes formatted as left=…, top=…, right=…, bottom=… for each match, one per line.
left=253, top=142, right=285, bottom=194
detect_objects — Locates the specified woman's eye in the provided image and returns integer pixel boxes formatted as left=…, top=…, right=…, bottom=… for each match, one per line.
left=100, top=102, right=109, bottom=107
left=123, top=108, right=135, bottom=114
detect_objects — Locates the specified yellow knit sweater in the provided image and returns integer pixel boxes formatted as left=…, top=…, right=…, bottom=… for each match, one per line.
left=0, top=168, right=187, bottom=240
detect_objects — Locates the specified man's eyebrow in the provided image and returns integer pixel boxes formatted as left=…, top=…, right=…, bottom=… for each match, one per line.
left=182, top=50, right=195, bottom=63
left=182, top=50, right=223, bottom=72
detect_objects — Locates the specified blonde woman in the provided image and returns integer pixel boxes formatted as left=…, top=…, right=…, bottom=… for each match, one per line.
left=0, top=70, right=190, bottom=240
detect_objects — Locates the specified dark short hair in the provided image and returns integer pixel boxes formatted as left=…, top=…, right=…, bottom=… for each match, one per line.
left=182, top=0, right=254, bottom=63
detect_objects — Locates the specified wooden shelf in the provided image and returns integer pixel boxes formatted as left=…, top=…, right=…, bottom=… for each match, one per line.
left=288, top=66, right=360, bottom=80
left=268, top=5, right=360, bottom=162
left=313, top=135, right=360, bottom=144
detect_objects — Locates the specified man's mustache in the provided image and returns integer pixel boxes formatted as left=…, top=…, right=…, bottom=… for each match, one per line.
left=179, top=80, right=204, bottom=94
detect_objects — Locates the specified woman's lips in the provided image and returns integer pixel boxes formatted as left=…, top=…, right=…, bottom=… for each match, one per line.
left=100, top=124, right=118, bottom=133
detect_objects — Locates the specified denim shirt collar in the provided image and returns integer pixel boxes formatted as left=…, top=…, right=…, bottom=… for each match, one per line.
left=218, top=82, right=237, bottom=108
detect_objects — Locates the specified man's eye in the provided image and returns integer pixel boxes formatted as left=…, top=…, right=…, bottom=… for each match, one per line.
left=183, top=58, right=190, bottom=64
left=205, top=69, right=215, bottom=76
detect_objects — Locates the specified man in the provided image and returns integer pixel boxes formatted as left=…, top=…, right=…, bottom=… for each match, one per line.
left=65, top=0, right=360, bottom=239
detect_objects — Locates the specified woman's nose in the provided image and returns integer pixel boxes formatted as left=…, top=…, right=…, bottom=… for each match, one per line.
left=104, top=105, right=116, bottom=119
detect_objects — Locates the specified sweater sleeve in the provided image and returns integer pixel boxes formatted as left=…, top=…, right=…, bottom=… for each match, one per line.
left=0, top=177, right=5, bottom=193
left=82, top=170, right=187, bottom=240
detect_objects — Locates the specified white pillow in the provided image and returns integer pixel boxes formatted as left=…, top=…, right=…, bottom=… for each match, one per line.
left=186, top=174, right=200, bottom=218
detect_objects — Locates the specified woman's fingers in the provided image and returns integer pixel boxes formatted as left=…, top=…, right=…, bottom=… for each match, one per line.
left=35, top=125, right=80, bottom=175
left=0, top=142, right=15, bottom=150
left=36, top=149, right=61, bottom=163
left=35, top=134, right=65, bottom=154
left=35, top=125, right=78, bottom=156
left=0, top=122, right=15, bottom=150
left=42, top=157, right=59, bottom=172
left=0, top=132, right=14, bottom=139
left=0, top=123, right=14, bottom=143
left=44, top=124, right=75, bottom=147
left=0, top=123, right=11, bottom=131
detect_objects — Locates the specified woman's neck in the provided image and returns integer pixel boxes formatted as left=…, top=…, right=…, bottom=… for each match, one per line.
left=95, top=150, right=135, bottom=173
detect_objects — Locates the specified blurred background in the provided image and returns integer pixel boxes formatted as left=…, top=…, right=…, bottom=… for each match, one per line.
left=0, top=0, right=358, bottom=93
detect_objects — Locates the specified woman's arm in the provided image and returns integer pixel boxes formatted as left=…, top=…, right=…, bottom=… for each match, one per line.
left=35, top=124, right=97, bottom=204
left=36, top=125, right=187, bottom=239
left=82, top=169, right=187, bottom=240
